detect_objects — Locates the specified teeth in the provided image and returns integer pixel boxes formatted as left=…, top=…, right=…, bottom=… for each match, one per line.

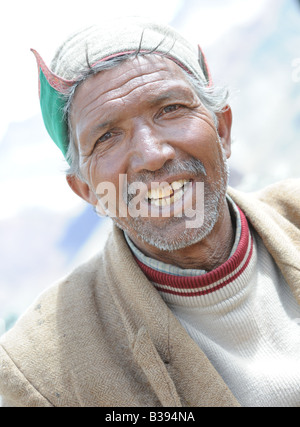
left=148, top=179, right=189, bottom=201
left=159, top=186, right=173, bottom=198
left=173, top=188, right=184, bottom=202
left=151, top=198, right=167, bottom=207
left=171, top=180, right=185, bottom=191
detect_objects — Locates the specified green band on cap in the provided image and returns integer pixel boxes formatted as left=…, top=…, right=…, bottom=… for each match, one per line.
left=39, top=70, right=69, bottom=159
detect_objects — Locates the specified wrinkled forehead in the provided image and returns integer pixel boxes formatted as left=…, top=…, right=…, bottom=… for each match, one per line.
left=72, top=54, right=194, bottom=105
left=70, top=54, right=199, bottom=135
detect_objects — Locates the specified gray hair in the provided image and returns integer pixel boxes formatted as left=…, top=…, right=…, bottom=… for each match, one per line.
left=63, top=52, right=229, bottom=179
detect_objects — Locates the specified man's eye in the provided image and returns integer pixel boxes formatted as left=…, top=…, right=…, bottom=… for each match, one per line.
left=163, top=104, right=182, bottom=114
left=98, top=131, right=112, bottom=143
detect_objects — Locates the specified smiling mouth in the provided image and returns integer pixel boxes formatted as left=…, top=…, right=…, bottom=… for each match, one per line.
left=145, top=179, right=192, bottom=207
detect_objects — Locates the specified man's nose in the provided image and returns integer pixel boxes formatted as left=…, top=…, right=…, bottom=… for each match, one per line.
left=128, top=122, right=176, bottom=173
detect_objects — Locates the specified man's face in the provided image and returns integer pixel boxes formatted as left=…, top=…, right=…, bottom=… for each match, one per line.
left=69, top=55, right=232, bottom=251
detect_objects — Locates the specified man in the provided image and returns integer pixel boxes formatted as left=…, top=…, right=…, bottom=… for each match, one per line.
left=0, top=17, right=299, bottom=408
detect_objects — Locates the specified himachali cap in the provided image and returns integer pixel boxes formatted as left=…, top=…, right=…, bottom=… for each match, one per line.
left=31, top=16, right=213, bottom=162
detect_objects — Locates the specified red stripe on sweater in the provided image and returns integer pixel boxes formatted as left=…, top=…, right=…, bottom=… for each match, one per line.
left=153, top=239, right=253, bottom=297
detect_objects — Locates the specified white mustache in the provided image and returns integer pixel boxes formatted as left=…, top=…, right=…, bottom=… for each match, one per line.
left=126, top=158, right=207, bottom=202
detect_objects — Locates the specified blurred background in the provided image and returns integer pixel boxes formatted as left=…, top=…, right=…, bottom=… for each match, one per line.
left=0, top=0, right=299, bottom=334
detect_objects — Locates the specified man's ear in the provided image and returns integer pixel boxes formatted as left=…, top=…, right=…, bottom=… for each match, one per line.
left=66, top=175, right=98, bottom=206
left=216, top=106, right=233, bottom=159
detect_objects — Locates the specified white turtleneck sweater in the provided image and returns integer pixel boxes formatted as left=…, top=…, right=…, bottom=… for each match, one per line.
left=125, top=198, right=300, bottom=407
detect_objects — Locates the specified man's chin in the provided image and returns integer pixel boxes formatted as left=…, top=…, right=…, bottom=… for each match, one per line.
left=114, top=214, right=216, bottom=252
